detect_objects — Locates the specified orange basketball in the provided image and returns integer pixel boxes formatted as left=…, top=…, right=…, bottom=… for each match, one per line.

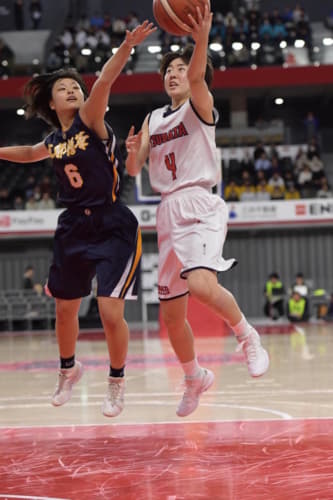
left=153, top=0, right=210, bottom=36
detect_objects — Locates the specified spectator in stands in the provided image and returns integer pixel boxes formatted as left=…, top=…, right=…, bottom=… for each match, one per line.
left=295, top=146, right=308, bottom=173
left=0, top=21, right=156, bottom=417
left=32, top=185, right=42, bottom=203
left=240, top=149, right=254, bottom=177
left=268, top=170, right=285, bottom=193
left=24, top=174, right=36, bottom=200
left=39, top=175, right=52, bottom=195
left=285, top=183, right=300, bottom=200
left=254, top=151, right=272, bottom=175
left=317, top=177, right=333, bottom=198
left=308, top=155, right=324, bottom=189
left=239, top=181, right=256, bottom=201
left=45, top=36, right=68, bottom=71
left=14, top=0, right=24, bottom=30
left=287, top=290, right=309, bottom=323
left=89, top=10, right=104, bottom=30
left=258, top=32, right=283, bottom=66
left=112, top=16, right=127, bottom=43
left=29, top=0, right=42, bottom=30
left=224, top=180, right=240, bottom=201
left=271, top=18, right=287, bottom=41
left=25, top=194, right=38, bottom=210
left=304, top=111, right=319, bottom=142
left=270, top=185, right=285, bottom=200
left=297, top=164, right=314, bottom=198
left=37, top=192, right=56, bottom=209
left=307, top=136, right=320, bottom=160
left=125, top=6, right=269, bottom=418
left=22, top=264, right=43, bottom=294
left=75, top=13, right=90, bottom=32
left=290, top=272, right=309, bottom=298
left=210, top=11, right=226, bottom=43
left=256, top=179, right=270, bottom=200
left=295, top=8, right=312, bottom=49
left=255, top=168, right=266, bottom=185
left=264, top=272, right=285, bottom=320
left=126, top=11, right=140, bottom=30
left=253, top=140, right=265, bottom=160
left=13, top=195, right=25, bottom=210
left=258, top=13, right=273, bottom=40
left=0, top=188, right=11, bottom=209
left=270, top=155, right=282, bottom=175
left=284, top=170, right=296, bottom=191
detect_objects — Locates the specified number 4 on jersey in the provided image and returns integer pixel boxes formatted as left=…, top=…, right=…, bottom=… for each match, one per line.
left=164, top=152, right=177, bottom=180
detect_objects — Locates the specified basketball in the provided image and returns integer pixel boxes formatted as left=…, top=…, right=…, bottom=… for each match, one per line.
left=153, top=0, right=210, bottom=36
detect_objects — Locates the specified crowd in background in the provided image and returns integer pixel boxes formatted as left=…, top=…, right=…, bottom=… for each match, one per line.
left=223, top=134, right=332, bottom=203
left=0, top=2, right=332, bottom=209
left=2, top=1, right=331, bottom=76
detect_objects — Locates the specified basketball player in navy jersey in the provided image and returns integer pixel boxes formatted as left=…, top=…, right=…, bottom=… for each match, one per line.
left=0, top=21, right=156, bottom=417
left=126, top=2, right=269, bottom=417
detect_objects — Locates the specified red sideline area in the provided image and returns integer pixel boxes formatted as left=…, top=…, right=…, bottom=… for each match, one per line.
left=159, top=296, right=294, bottom=338
left=159, top=296, right=231, bottom=338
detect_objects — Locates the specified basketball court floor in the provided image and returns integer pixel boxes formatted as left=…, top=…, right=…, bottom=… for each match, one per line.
left=0, top=319, right=333, bottom=499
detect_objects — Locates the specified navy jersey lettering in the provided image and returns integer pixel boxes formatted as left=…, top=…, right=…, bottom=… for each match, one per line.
left=44, top=112, right=123, bottom=208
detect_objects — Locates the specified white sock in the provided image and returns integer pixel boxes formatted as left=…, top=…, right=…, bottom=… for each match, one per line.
left=181, top=358, right=201, bottom=378
left=231, top=315, right=252, bottom=341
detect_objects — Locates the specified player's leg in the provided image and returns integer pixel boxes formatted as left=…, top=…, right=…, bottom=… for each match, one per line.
left=98, top=297, right=128, bottom=417
left=161, top=296, right=214, bottom=417
left=95, top=206, right=141, bottom=417
left=51, top=298, right=84, bottom=406
left=187, top=269, right=269, bottom=377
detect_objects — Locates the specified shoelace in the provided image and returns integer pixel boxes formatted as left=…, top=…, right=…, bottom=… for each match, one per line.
left=180, top=374, right=203, bottom=399
left=107, top=380, right=123, bottom=403
left=54, top=371, right=71, bottom=392
left=236, top=333, right=259, bottom=362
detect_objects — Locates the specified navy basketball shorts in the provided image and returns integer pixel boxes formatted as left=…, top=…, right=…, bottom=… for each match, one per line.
left=47, top=202, right=141, bottom=300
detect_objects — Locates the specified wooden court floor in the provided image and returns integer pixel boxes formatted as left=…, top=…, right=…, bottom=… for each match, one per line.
left=0, top=321, right=333, bottom=499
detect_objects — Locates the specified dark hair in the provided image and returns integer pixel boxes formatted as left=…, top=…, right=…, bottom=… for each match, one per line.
left=24, top=68, right=88, bottom=129
left=160, top=44, right=214, bottom=89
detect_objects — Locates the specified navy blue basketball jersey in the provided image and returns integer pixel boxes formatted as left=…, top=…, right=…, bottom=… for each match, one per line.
left=44, top=112, right=123, bottom=208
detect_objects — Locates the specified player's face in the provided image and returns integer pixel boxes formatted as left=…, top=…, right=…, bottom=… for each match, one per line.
left=49, top=78, right=85, bottom=114
left=164, top=58, right=190, bottom=99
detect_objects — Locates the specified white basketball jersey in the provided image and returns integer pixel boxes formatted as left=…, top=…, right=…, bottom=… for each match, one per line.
left=148, top=99, right=219, bottom=194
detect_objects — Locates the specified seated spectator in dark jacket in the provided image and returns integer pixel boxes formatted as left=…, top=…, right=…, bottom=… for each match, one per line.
left=287, top=290, right=309, bottom=322
left=22, top=265, right=43, bottom=294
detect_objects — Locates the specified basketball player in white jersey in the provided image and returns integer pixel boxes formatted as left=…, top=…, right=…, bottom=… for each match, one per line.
left=126, top=1, right=269, bottom=417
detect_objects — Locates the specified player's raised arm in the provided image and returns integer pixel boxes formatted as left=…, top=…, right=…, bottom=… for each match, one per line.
left=0, top=141, right=49, bottom=163
left=186, top=1, right=214, bottom=122
left=80, top=21, right=156, bottom=132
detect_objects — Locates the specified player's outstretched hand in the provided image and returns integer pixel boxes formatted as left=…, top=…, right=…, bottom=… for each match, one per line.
left=126, top=125, right=143, bottom=156
left=187, top=1, right=212, bottom=43
left=125, top=20, right=157, bottom=48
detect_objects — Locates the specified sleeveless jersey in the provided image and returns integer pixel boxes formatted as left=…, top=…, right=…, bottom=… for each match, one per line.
left=44, top=112, right=123, bottom=208
left=148, top=99, right=219, bottom=195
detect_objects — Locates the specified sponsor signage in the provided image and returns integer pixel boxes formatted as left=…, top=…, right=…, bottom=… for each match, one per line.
left=0, top=199, right=332, bottom=236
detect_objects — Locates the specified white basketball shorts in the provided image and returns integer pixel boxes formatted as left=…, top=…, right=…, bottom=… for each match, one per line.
left=156, top=186, right=236, bottom=300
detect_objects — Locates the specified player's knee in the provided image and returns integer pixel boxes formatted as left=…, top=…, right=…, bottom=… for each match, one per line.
left=56, top=299, right=80, bottom=323
left=189, top=280, right=214, bottom=304
left=162, top=309, right=184, bottom=331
